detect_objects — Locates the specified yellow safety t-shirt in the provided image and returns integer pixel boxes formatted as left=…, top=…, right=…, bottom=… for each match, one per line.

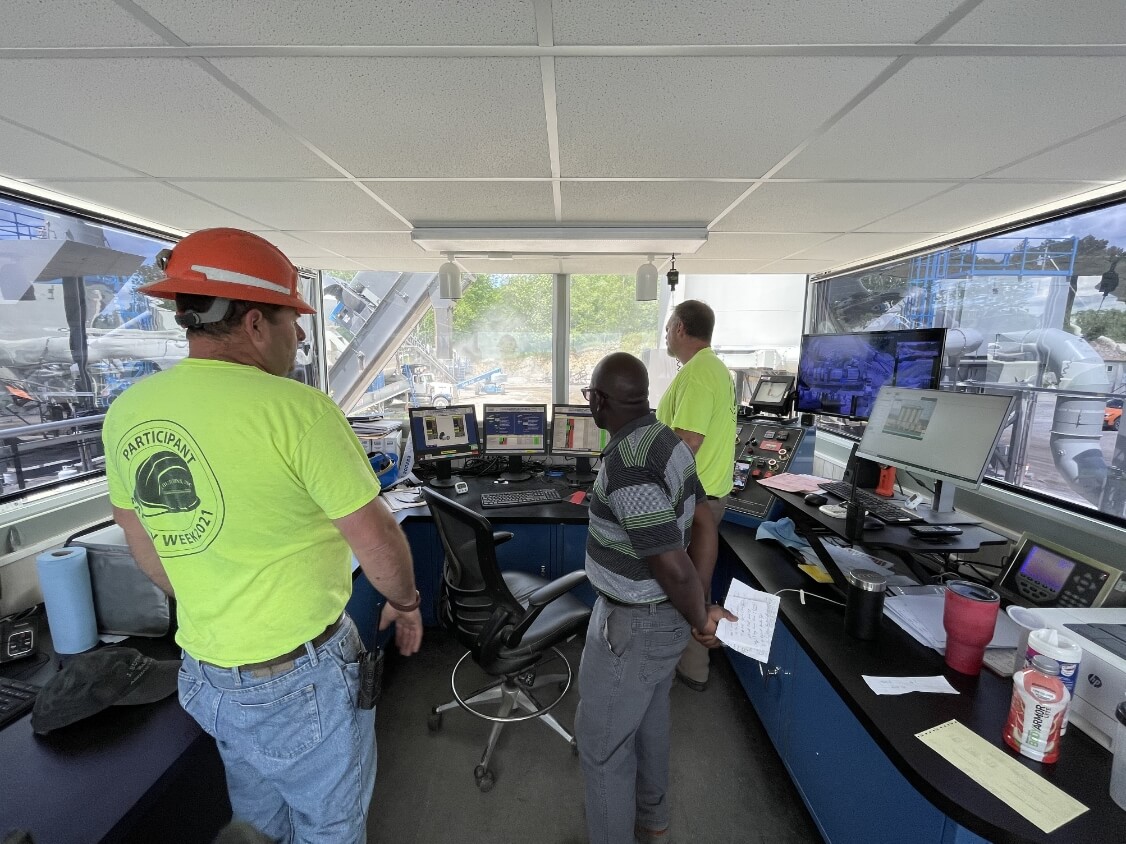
left=103, top=358, right=381, bottom=666
left=656, top=347, right=737, bottom=497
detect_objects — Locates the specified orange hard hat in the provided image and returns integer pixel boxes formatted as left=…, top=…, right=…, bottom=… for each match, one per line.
left=139, top=228, right=315, bottom=314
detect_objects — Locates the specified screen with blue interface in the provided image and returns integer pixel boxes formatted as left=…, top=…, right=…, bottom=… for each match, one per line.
left=796, top=328, right=946, bottom=420
left=482, top=404, right=548, bottom=455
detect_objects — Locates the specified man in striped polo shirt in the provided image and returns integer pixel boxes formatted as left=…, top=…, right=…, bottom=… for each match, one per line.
left=575, top=352, right=735, bottom=844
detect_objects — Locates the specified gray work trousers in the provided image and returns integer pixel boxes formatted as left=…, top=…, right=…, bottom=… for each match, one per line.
left=576, top=596, right=690, bottom=844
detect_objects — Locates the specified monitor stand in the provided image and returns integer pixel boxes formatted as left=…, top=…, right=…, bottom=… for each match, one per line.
left=428, top=459, right=462, bottom=489
left=565, top=456, right=598, bottom=486
left=497, top=455, right=531, bottom=483
left=919, top=480, right=981, bottom=525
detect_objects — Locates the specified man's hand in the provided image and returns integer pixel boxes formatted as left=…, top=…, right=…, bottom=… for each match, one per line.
left=379, top=604, right=423, bottom=656
left=691, top=604, right=737, bottom=648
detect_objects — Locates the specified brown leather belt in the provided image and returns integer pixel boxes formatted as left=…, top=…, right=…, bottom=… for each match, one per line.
left=224, top=615, right=345, bottom=678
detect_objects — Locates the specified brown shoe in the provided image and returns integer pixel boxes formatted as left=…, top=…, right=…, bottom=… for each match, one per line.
left=635, top=824, right=671, bottom=844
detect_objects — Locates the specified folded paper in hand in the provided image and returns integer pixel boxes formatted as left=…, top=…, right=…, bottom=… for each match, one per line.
left=715, top=579, right=780, bottom=663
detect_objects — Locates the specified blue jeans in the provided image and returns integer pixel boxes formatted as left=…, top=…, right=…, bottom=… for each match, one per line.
left=178, top=615, right=376, bottom=844
left=576, top=598, right=690, bottom=844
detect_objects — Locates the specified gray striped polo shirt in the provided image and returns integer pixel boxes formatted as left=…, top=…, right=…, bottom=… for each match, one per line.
left=585, top=412, right=706, bottom=604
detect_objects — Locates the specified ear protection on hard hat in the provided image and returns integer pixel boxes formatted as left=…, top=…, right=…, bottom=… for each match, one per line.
left=174, top=296, right=232, bottom=328
left=140, top=229, right=315, bottom=314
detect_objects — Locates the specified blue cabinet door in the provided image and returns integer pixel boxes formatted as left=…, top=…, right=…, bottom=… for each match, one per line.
left=402, top=521, right=440, bottom=626
left=786, top=641, right=946, bottom=843
left=492, top=522, right=556, bottom=578
left=725, top=620, right=795, bottom=755
left=561, top=523, right=595, bottom=607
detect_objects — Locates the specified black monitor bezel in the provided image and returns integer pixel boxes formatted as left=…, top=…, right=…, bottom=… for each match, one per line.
left=481, top=403, right=549, bottom=456
left=795, top=328, right=947, bottom=421
left=749, top=374, right=796, bottom=411
left=550, top=403, right=607, bottom=458
left=406, top=404, right=482, bottom=464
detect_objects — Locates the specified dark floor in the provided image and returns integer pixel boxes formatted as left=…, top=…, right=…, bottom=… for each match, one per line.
left=367, top=630, right=821, bottom=843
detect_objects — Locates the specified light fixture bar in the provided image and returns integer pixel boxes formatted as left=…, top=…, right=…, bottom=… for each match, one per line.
left=411, top=227, right=707, bottom=255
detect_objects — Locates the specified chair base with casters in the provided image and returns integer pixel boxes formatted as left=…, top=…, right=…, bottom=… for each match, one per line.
left=420, top=487, right=592, bottom=792
left=427, top=644, right=578, bottom=792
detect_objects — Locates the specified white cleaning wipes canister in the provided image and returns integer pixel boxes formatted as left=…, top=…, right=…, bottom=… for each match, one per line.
left=1024, top=627, right=1083, bottom=734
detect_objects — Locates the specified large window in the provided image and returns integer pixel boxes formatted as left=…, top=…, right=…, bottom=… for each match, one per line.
left=568, top=275, right=660, bottom=403
left=808, top=194, right=1126, bottom=523
left=1, top=194, right=176, bottom=499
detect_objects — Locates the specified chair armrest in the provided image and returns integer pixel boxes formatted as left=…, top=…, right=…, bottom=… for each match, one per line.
left=505, top=569, right=588, bottom=646
left=526, top=569, right=588, bottom=608
left=492, top=530, right=514, bottom=547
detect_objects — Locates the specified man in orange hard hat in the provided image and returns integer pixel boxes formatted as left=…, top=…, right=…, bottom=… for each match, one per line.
left=102, top=228, right=422, bottom=843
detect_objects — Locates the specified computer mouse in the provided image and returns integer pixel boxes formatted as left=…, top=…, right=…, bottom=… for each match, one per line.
left=804, top=493, right=828, bottom=506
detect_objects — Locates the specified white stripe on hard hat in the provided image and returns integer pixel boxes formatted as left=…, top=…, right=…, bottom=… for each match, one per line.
left=191, top=264, right=291, bottom=296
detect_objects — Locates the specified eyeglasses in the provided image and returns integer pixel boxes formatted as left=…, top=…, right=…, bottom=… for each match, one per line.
left=581, top=386, right=603, bottom=402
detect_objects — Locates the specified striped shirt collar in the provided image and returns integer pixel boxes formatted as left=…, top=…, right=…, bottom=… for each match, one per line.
left=603, top=411, right=658, bottom=456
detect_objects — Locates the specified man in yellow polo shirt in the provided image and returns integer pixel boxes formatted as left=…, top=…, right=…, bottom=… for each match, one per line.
left=656, top=299, right=737, bottom=691
left=103, top=229, right=422, bottom=843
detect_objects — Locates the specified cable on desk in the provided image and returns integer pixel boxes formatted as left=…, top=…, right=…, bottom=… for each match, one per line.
left=774, top=588, right=845, bottom=608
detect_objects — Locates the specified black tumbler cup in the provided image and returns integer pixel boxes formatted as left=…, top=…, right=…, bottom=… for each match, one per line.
left=845, top=570, right=887, bottom=640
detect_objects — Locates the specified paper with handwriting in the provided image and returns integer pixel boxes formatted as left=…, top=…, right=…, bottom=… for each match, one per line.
left=716, top=579, right=780, bottom=662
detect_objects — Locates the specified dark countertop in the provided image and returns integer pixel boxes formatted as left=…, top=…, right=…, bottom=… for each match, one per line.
left=401, top=473, right=593, bottom=524
left=720, top=524, right=1120, bottom=844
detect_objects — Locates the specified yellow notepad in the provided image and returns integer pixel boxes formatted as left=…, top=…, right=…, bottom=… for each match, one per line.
left=915, top=720, right=1087, bottom=834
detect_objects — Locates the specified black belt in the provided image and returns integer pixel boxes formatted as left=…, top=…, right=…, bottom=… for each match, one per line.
left=595, top=589, right=669, bottom=608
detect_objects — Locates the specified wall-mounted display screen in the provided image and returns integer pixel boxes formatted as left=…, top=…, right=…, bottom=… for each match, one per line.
left=796, top=328, right=946, bottom=420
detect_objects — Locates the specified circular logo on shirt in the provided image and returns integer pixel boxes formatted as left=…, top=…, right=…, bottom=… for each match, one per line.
left=116, top=420, right=225, bottom=557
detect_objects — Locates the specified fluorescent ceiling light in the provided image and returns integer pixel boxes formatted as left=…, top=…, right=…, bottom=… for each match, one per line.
left=411, top=227, right=707, bottom=255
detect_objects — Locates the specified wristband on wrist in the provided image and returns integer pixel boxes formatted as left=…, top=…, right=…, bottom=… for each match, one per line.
left=387, top=589, right=421, bottom=613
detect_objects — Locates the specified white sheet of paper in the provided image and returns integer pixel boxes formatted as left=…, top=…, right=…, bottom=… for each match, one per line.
left=863, top=675, right=960, bottom=695
left=716, top=579, right=781, bottom=662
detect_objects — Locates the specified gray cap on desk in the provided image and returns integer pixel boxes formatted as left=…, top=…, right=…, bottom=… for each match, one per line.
left=31, top=647, right=181, bottom=735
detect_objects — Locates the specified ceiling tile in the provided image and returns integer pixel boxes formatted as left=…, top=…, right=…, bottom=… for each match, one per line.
left=758, top=259, right=836, bottom=274
left=0, top=59, right=338, bottom=178
left=0, top=0, right=166, bottom=47
left=213, top=57, right=551, bottom=177
left=252, top=232, right=338, bottom=260
left=34, top=180, right=262, bottom=231
left=692, top=232, right=837, bottom=260
left=136, top=0, right=537, bottom=46
left=788, top=232, right=939, bottom=262
left=554, top=0, right=964, bottom=45
left=779, top=57, right=1126, bottom=179
left=0, top=121, right=135, bottom=179
left=992, top=121, right=1126, bottom=181
left=291, top=255, right=373, bottom=272
left=716, top=182, right=949, bottom=232
left=555, top=57, right=893, bottom=178
left=938, top=0, right=1126, bottom=44
left=367, top=181, right=555, bottom=225
left=172, top=181, right=409, bottom=230
left=282, top=232, right=428, bottom=258
left=858, top=182, right=1099, bottom=233
left=560, top=181, right=747, bottom=224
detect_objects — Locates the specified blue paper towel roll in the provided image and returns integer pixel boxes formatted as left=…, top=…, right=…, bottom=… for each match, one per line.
left=36, top=546, right=98, bottom=654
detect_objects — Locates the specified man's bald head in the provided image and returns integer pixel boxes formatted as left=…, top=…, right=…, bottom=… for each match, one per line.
left=591, top=352, right=649, bottom=407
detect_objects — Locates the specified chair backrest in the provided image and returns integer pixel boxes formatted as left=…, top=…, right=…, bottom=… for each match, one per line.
left=421, top=488, right=525, bottom=658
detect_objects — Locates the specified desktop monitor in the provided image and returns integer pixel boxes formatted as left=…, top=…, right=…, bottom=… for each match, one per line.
left=482, top=403, right=548, bottom=482
left=551, top=404, right=610, bottom=485
left=857, top=387, right=1014, bottom=524
left=407, top=404, right=481, bottom=488
left=796, top=328, right=946, bottom=420
left=749, top=374, right=795, bottom=414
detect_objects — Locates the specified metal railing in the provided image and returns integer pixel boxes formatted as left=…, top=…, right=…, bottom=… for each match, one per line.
left=1, top=414, right=106, bottom=493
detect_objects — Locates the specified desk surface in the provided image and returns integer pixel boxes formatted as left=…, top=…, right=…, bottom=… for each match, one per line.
left=0, top=635, right=228, bottom=843
left=402, top=474, right=593, bottom=524
left=721, top=524, right=1120, bottom=844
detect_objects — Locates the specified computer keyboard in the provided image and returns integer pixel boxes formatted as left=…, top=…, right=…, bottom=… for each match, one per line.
left=0, top=675, right=41, bottom=731
left=819, top=481, right=925, bottom=525
left=480, top=487, right=564, bottom=509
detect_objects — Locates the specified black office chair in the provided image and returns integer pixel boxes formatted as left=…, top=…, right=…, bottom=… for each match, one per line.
left=421, top=488, right=591, bottom=791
